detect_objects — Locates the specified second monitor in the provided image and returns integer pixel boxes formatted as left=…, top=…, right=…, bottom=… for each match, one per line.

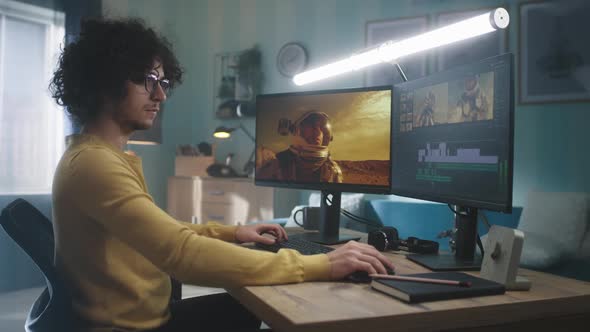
left=255, top=86, right=393, bottom=244
left=391, top=53, right=514, bottom=270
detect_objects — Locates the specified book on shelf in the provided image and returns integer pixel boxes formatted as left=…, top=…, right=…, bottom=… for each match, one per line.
left=371, top=272, right=505, bottom=303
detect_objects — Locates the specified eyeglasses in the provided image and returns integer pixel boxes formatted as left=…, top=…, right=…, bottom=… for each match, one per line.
left=144, top=73, right=170, bottom=95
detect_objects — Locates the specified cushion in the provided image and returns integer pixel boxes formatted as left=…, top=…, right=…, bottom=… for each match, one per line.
left=518, top=192, right=590, bottom=268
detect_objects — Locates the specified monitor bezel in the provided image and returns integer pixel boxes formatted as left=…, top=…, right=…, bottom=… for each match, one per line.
left=254, top=85, right=394, bottom=195
left=390, top=53, right=515, bottom=213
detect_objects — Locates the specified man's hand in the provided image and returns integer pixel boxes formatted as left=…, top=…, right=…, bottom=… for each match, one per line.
left=235, top=223, right=288, bottom=244
left=326, top=241, right=394, bottom=280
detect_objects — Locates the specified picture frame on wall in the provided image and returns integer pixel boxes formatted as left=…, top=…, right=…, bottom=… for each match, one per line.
left=365, top=16, right=429, bottom=86
left=519, top=0, right=590, bottom=104
left=435, top=8, right=508, bottom=72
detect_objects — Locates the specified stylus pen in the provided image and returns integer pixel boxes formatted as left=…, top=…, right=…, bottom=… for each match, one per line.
left=369, top=274, right=472, bottom=287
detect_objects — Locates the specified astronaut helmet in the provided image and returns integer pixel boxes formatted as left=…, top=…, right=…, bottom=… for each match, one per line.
left=293, top=111, right=333, bottom=146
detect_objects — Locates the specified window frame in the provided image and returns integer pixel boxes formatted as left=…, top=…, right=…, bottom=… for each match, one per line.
left=0, top=0, right=66, bottom=195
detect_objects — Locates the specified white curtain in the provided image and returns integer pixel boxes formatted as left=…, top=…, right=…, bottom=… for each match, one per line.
left=0, top=0, right=65, bottom=194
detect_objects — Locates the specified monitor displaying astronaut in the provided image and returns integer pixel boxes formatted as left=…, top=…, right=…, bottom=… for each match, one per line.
left=255, top=87, right=392, bottom=187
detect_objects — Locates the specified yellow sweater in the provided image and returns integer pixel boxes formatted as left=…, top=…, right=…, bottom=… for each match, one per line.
left=52, top=135, right=330, bottom=330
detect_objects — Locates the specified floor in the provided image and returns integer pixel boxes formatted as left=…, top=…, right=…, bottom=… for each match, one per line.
left=0, top=287, right=43, bottom=332
left=0, top=285, right=226, bottom=332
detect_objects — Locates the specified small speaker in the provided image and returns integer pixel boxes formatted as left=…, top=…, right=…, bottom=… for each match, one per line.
left=481, top=225, right=531, bottom=291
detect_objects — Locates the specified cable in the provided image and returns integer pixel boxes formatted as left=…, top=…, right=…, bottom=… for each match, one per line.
left=341, top=207, right=378, bottom=224
left=477, top=235, right=485, bottom=257
left=447, top=204, right=469, bottom=216
left=341, top=209, right=380, bottom=228
left=322, top=194, right=382, bottom=228
left=479, top=211, right=491, bottom=230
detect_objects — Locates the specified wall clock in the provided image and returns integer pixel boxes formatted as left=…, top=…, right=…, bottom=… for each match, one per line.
left=276, top=42, right=308, bottom=77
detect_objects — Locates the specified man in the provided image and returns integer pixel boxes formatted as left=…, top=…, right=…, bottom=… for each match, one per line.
left=258, top=111, right=343, bottom=183
left=49, top=18, right=393, bottom=331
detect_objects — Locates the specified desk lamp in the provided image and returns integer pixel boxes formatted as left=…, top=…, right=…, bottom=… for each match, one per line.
left=213, top=123, right=255, bottom=175
left=293, top=8, right=509, bottom=86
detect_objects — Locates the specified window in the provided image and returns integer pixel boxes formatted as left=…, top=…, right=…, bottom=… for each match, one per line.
left=0, top=0, right=65, bottom=194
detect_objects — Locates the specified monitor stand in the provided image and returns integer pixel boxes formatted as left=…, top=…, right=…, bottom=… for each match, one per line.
left=296, top=191, right=360, bottom=245
left=407, top=206, right=482, bottom=271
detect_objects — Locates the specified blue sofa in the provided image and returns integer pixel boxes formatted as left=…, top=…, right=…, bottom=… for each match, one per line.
left=353, top=198, right=589, bottom=282
left=358, top=198, right=521, bottom=252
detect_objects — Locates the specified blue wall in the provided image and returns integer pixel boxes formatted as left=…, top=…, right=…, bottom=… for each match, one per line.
left=103, top=0, right=589, bottom=215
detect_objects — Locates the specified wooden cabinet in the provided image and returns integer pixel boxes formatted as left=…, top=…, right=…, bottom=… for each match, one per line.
left=167, top=176, right=273, bottom=225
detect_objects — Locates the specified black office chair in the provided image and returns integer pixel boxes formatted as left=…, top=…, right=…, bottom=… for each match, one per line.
left=0, top=198, right=76, bottom=332
left=1, top=198, right=185, bottom=332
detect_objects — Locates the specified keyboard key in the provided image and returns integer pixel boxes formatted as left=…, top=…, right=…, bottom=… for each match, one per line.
left=255, top=235, right=333, bottom=255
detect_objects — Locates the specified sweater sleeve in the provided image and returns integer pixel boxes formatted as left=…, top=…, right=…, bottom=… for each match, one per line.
left=179, top=221, right=239, bottom=242
left=66, top=148, right=331, bottom=287
left=157, top=210, right=238, bottom=242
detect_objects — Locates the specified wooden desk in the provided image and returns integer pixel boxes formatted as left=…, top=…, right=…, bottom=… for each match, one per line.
left=229, top=230, right=590, bottom=332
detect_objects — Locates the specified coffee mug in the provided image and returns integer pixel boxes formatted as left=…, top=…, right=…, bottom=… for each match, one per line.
left=293, top=206, right=320, bottom=230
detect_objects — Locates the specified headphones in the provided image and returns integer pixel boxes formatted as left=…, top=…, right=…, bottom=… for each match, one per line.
left=368, top=226, right=439, bottom=254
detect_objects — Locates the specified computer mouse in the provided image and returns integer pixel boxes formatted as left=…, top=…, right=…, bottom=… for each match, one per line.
left=347, top=266, right=396, bottom=283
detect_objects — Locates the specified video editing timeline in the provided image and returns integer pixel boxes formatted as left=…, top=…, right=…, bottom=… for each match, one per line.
left=392, top=55, right=512, bottom=209
left=417, top=142, right=498, bottom=180
left=414, top=141, right=510, bottom=190
left=418, top=143, right=498, bottom=164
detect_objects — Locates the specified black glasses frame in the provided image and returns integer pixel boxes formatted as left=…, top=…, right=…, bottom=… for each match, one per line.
left=144, top=73, right=170, bottom=95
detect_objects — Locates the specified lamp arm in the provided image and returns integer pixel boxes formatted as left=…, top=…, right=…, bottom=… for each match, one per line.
left=243, top=147, right=256, bottom=174
left=238, top=123, right=256, bottom=142
left=394, top=62, right=408, bottom=82
left=237, top=123, right=256, bottom=175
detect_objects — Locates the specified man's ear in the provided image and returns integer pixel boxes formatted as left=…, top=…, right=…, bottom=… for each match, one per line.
left=100, top=84, right=128, bottom=110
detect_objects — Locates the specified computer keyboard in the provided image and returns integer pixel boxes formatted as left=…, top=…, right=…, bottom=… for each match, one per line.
left=255, top=234, right=395, bottom=283
left=255, top=235, right=334, bottom=255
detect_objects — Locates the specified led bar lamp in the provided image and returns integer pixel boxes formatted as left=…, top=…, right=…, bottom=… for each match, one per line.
left=293, top=8, right=509, bottom=86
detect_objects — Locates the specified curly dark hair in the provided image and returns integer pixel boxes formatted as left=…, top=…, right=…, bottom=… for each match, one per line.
left=50, top=18, right=183, bottom=126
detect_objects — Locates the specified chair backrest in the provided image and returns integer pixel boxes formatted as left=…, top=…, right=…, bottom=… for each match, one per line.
left=1, top=199, right=55, bottom=272
left=0, top=198, right=75, bottom=332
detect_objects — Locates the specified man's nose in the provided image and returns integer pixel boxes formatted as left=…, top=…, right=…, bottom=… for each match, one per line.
left=151, top=84, right=167, bottom=102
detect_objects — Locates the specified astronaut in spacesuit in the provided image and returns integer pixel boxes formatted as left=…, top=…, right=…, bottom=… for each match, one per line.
left=257, top=111, right=343, bottom=183
left=417, top=91, right=436, bottom=127
left=457, top=75, right=489, bottom=122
